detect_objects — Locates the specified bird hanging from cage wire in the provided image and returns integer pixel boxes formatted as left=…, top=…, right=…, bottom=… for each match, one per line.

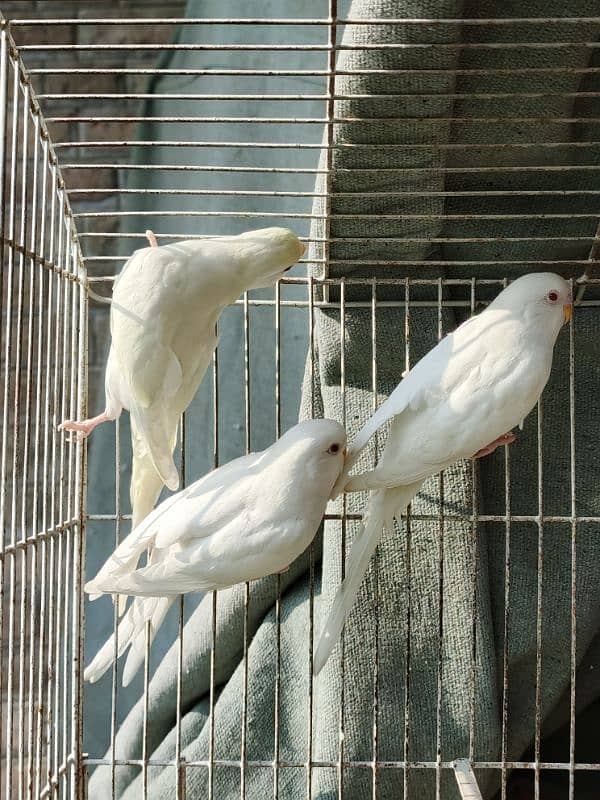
left=314, top=272, right=573, bottom=675
left=83, top=418, right=346, bottom=686
left=59, top=226, right=305, bottom=528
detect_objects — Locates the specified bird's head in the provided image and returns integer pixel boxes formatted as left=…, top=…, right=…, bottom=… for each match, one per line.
left=488, top=272, right=572, bottom=339
left=234, top=227, right=306, bottom=289
left=275, top=418, right=347, bottom=489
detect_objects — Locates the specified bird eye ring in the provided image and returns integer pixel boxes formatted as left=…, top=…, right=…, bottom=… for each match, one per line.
left=546, top=290, right=559, bottom=303
left=328, top=443, right=340, bottom=454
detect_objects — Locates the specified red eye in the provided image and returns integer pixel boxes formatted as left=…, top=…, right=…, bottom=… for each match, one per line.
left=547, top=290, right=559, bottom=303
left=328, top=443, right=340, bottom=454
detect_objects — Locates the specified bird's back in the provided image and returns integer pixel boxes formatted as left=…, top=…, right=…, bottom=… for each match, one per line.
left=365, top=308, right=552, bottom=487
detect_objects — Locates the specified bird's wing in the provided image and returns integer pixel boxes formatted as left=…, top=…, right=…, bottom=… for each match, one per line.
left=332, top=333, right=457, bottom=495
left=346, top=327, right=527, bottom=490
left=103, top=515, right=286, bottom=597
left=350, top=331, right=466, bottom=457
left=109, top=248, right=193, bottom=489
left=151, top=450, right=264, bottom=551
left=333, top=314, right=508, bottom=496
left=86, top=449, right=265, bottom=596
left=127, top=386, right=181, bottom=491
left=84, top=487, right=183, bottom=596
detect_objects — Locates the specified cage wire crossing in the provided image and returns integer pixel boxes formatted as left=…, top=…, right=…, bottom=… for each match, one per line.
left=1, top=4, right=600, bottom=800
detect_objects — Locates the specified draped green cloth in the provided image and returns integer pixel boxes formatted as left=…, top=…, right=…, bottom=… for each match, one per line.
left=87, top=2, right=600, bottom=797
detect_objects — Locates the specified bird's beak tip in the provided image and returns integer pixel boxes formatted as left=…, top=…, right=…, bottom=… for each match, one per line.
left=563, top=303, right=573, bottom=324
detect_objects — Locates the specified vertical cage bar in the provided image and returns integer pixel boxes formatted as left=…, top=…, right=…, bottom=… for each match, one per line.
left=337, top=277, right=346, bottom=800
left=208, top=320, right=219, bottom=800
left=240, top=290, right=251, bottom=800
left=0, top=32, right=12, bottom=800
left=111, top=414, right=122, bottom=800
left=48, top=160, right=65, bottom=798
left=0, top=25, right=7, bottom=245
left=175, top=406, right=187, bottom=794
left=435, top=279, right=445, bottom=800
left=12, top=74, right=30, bottom=800
left=72, top=234, right=87, bottom=799
left=25, top=108, right=42, bottom=800
left=51, top=204, right=65, bottom=798
left=468, top=278, right=479, bottom=768
left=142, top=598, right=151, bottom=795
left=534, top=397, right=544, bottom=800
left=321, top=0, right=337, bottom=286
left=35, top=139, right=54, bottom=800
left=175, top=316, right=188, bottom=799
left=568, top=290, right=577, bottom=800
left=61, top=215, right=73, bottom=793
left=500, top=287, right=512, bottom=800
left=175, top=593, right=185, bottom=800
left=30, top=133, right=49, bottom=798
left=402, top=278, right=412, bottom=800
left=272, top=280, right=281, bottom=800
left=306, top=275, right=315, bottom=800
left=370, top=280, right=378, bottom=800
left=55, top=187, right=70, bottom=796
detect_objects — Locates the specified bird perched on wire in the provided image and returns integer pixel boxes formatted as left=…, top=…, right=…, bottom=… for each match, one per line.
left=84, top=418, right=346, bottom=686
left=60, top=227, right=305, bottom=528
left=314, top=273, right=572, bottom=675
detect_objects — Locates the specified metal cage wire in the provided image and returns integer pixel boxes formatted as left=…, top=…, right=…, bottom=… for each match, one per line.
left=0, top=18, right=87, bottom=800
left=0, top=4, right=599, bottom=799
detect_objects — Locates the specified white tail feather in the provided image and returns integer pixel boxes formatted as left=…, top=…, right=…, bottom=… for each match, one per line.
left=129, top=402, right=179, bottom=492
left=130, top=449, right=166, bottom=529
left=122, top=596, right=172, bottom=686
left=313, top=482, right=422, bottom=675
left=84, top=595, right=174, bottom=686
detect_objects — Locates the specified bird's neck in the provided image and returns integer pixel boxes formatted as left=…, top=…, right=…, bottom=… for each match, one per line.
left=522, top=308, right=562, bottom=353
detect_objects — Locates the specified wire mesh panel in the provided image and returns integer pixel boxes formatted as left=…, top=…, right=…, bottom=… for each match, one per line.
left=2, top=3, right=600, bottom=799
left=0, top=20, right=86, bottom=800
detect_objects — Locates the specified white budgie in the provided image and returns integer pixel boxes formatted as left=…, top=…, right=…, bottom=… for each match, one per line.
left=314, top=273, right=572, bottom=675
left=84, top=418, right=346, bottom=686
left=60, top=227, right=305, bottom=528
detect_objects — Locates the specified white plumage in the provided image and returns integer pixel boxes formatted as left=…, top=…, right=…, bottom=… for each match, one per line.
left=314, top=273, right=573, bottom=675
left=60, top=227, right=305, bottom=528
left=84, top=418, right=346, bottom=686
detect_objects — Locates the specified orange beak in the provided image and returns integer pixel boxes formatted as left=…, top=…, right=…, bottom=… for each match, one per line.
left=563, top=303, right=573, bottom=324
left=300, top=243, right=307, bottom=257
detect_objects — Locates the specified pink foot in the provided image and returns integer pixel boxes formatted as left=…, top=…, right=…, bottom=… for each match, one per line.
left=146, top=229, right=158, bottom=247
left=58, top=411, right=112, bottom=442
left=473, top=431, right=517, bottom=459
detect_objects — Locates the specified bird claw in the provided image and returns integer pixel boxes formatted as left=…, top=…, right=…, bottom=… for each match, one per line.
left=473, top=431, right=517, bottom=459
left=58, top=411, right=112, bottom=440
left=58, top=420, right=96, bottom=442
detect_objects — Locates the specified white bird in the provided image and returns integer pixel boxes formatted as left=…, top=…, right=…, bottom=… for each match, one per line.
left=314, top=273, right=572, bottom=675
left=84, top=418, right=346, bottom=686
left=60, top=227, right=305, bottom=528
